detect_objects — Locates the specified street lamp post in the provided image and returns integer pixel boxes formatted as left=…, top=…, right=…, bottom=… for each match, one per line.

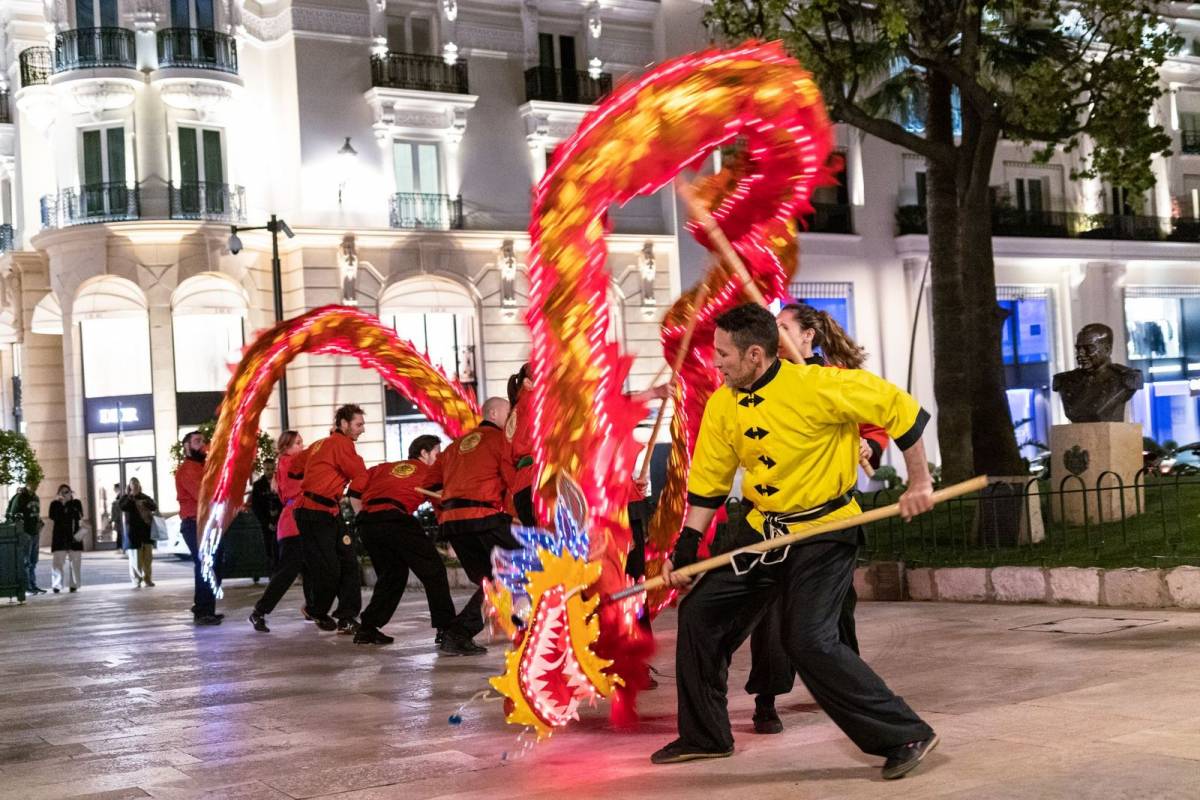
left=228, top=215, right=295, bottom=431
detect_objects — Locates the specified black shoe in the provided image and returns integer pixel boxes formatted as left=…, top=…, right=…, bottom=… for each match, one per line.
left=301, top=606, right=315, bottom=622
left=52, top=588, right=59, bottom=594
left=438, top=632, right=487, bottom=656
left=194, top=614, right=223, bottom=626
left=143, top=581, right=154, bottom=588
left=645, top=676, right=659, bottom=690
left=354, top=627, right=394, bottom=645
left=313, top=615, right=337, bottom=631
left=881, top=734, right=940, bottom=780
left=650, top=739, right=733, bottom=765
left=248, top=612, right=270, bottom=633
left=435, top=629, right=445, bottom=645
left=29, top=587, right=45, bottom=595
left=753, top=696, right=783, bottom=735
left=336, top=618, right=360, bottom=636
left=213, top=613, right=225, bottom=620
left=68, top=587, right=78, bottom=593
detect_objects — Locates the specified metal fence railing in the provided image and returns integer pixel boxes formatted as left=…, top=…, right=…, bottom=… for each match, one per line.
left=858, top=470, right=1200, bottom=568
left=156, top=28, right=238, bottom=74
left=54, top=27, right=137, bottom=72
left=19, top=46, right=51, bottom=87
left=370, top=51, right=468, bottom=94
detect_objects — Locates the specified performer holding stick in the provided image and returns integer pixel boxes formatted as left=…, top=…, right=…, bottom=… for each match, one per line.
left=744, top=302, right=891, bottom=734
left=650, top=303, right=939, bottom=781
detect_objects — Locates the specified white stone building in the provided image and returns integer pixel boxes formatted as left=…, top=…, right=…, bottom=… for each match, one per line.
left=5, top=0, right=1200, bottom=543
left=0, top=0, right=683, bottom=543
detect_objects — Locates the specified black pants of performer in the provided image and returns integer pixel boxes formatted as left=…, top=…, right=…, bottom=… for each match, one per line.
left=746, top=578, right=859, bottom=698
left=360, top=516, right=458, bottom=632
left=181, top=518, right=219, bottom=618
left=675, top=539, right=931, bottom=756
left=513, top=487, right=535, bottom=528
left=253, top=536, right=313, bottom=616
left=447, top=523, right=519, bottom=636
left=297, top=509, right=361, bottom=622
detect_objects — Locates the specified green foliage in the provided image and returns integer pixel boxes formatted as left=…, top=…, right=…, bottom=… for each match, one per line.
left=0, top=430, right=43, bottom=488
left=872, top=465, right=903, bottom=489
left=169, top=420, right=276, bottom=476
left=705, top=0, right=1181, bottom=203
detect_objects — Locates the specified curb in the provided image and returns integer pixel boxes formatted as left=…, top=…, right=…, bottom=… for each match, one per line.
left=854, top=562, right=1200, bottom=608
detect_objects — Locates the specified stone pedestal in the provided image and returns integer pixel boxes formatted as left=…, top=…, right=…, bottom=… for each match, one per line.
left=1049, top=422, right=1143, bottom=525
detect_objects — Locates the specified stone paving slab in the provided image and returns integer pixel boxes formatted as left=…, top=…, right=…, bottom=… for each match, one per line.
left=2, top=576, right=1198, bottom=798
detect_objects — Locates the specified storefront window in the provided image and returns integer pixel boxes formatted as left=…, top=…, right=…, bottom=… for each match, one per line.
left=172, top=313, right=243, bottom=392
left=998, top=290, right=1054, bottom=462
left=80, top=317, right=152, bottom=398
left=788, top=281, right=855, bottom=337
left=1124, top=290, right=1200, bottom=446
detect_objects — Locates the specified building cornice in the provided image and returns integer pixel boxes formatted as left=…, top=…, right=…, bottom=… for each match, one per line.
left=895, top=232, right=1200, bottom=265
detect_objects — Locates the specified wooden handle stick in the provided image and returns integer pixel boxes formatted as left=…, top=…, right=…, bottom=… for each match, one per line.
left=415, top=487, right=443, bottom=500
left=676, top=178, right=876, bottom=478
left=638, top=283, right=710, bottom=483
left=609, top=475, right=989, bottom=602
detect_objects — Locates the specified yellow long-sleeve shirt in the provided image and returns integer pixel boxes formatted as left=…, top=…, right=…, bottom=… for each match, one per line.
left=688, top=358, right=929, bottom=542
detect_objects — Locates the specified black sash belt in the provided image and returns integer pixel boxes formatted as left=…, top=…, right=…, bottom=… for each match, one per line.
left=303, top=491, right=338, bottom=508
left=759, top=491, right=854, bottom=540
left=365, top=498, right=409, bottom=513
left=442, top=498, right=497, bottom=511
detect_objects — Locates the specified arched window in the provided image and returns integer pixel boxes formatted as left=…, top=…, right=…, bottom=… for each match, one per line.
left=171, top=272, right=247, bottom=431
left=74, top=276, right=151, bottom=400
left=378, top=276, right=478, bottom=459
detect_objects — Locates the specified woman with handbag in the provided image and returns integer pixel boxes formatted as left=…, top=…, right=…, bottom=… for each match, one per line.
left=119, top=478, right=158, bottom=588
left=49, top=484, right=84, bottom=592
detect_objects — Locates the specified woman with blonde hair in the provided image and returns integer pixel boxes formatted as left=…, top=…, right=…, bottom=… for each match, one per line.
left=118, top=478, right=157, bottom=588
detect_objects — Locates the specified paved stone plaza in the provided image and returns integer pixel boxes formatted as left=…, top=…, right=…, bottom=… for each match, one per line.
left=2, top=568, right=1198, bottom=800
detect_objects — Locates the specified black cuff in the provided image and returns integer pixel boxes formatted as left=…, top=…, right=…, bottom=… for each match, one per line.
left=866, top=438, right=883, bottom=469
left=895, top=407, right=930, bottom=451
left=687, top=491, right=727, bottom=509
left=347, top=489, right=363, bottom=500
left=671, top=526, right=703, bottom=568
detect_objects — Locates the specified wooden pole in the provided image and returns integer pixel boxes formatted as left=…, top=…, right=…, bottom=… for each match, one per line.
left=608, top=475, right=988, bottom=602
left=675, top=178, right=876, bottom=477
left=637, top=283, right=710, bottom=483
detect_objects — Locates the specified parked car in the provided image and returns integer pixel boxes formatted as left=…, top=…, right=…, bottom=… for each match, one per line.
left=1158, top=442, right=1200, bottom=475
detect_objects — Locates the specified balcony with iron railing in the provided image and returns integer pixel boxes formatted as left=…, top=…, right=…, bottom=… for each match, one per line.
left=54, top=27, right=137, bottom=72
left=370, top=52, right=469, bottom=94
left=41, top=183, right=140, bottom=228
left=156, top=28, right=238, bottom=74
left=524, top=66, right=612, bottom=104
left=169, top=182, right=246, bottom=222
left=896, top=203, right=1200, bottom=242
left=19, top=47, right=52, bottom=87
left=0, top=224, right=13, bottom=253
left=389, top=192, right=463, bottom=230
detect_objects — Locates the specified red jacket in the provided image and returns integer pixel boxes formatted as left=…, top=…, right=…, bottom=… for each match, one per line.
left=431, top=421, right=514, bottom=534
left=175, top=456, right=205, bottom=520
left=275, top=451, right=306, bottom=539
left=359, top=459, right=440, bottom=518
left=505, top=391, right=537, bottom=497
left=296, top=432, right=368, bottom=515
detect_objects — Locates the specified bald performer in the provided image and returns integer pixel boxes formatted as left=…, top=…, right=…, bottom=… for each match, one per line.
left=428, top=397, right=516, bottom=649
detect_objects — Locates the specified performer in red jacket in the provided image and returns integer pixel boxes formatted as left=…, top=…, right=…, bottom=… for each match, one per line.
left=429, top=396, right=515, bottom=651
left=743, top=302, right=890, bottom=734
left=176, top=430, right=222, bottom=625
left=295, top=404, right=369, bottom=633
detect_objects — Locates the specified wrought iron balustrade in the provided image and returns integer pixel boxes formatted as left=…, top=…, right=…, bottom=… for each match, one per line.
left=19, top=47, right=52, bottom=87
left=169, top=182, right=246, bottom=222
left=523, top=66, right=612, bottom=104
left=370, top=52, right=469, bottom=94
left=41, top=183, right=140, bottom=228
left=55, top=27, right=137, bottom=72
left=389, top=192, right=463, bottom=230
left=803, top=202, right=854, bottom=234
left=156, top=28, right=238, bottom=73
left=0, top=224, right=13, bottom=253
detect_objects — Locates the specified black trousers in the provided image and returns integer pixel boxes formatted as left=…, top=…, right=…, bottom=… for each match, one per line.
left=297, top=509, right=361, bottom=621
left=675, top=540, right=931, bottom=756
left=359, top=516, right=458, bottom=632
left=447, top=523, right=519, bottom=637
left=513, top=487, right=536, bottom=528
left=746, top=580, right=859, bottom=698
left=253, top=536, right=313, bottom=616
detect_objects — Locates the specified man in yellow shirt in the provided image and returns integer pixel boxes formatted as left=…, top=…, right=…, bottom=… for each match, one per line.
left=652, top=303, right=939, bottom=781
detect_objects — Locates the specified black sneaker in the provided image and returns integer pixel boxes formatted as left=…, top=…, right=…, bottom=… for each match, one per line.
left=248, top=612, right=270, bottom=633
left=301, top=606, right=315, bottom=622
left=313, top=615, right=337, bottom=631
left=650, top=739, right=733, bottom=765
left=439, top=632, right=487, bottom=656
left=336, top=618, right=360, bottom=636
left=435, top=629, right=445, bottom=645
left=753, top=695, right=783, bottom=734
left=194, top=614, right=223, bottom=626
left=881, top=734, right=940, bottom=780
left=354, top=627, right=395, bottom=645
left=69, top=587, right=78, bottom=593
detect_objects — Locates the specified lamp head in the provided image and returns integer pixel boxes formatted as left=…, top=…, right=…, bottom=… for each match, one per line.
left=280, top=220, right=295, bottom=239
left=227, top=228, right=243, bottom=254
left=337, top=136, right=358, bottom=162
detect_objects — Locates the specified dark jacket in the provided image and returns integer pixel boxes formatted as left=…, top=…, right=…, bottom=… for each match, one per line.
left=250, top=474, right=282, bottom=537
left=119, top=492, right=157, bottom=549
left=6, top=489, right=40, bottom=537
left=49, top=498, right=84, bottom=551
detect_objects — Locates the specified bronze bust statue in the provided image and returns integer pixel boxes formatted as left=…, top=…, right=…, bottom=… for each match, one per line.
left=1052, top=323, right=1144, bottom=423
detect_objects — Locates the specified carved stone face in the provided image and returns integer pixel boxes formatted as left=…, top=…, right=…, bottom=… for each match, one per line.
left=1075, top=327, right=1112, bottom=372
